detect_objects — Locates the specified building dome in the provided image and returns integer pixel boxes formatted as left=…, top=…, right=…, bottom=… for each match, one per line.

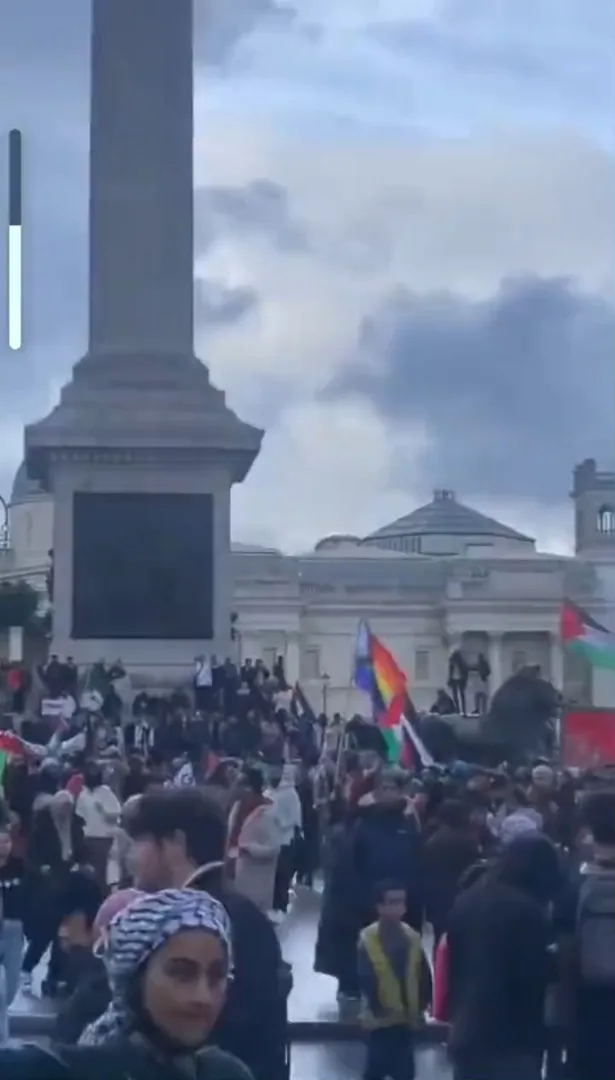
left=314, top=534, right=361, bottom=552
left=10, top=461, right=47, bottom=505
left=364, top=489, right=533, bottom=544
left=231, top=541, right=282, bottom=555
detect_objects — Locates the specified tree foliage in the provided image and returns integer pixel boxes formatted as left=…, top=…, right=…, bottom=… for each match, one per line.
left=0, top=580, right=40, bottom=630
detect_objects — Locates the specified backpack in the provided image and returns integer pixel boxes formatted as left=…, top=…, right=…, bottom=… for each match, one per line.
left=576, top=869, right=615, bottom=986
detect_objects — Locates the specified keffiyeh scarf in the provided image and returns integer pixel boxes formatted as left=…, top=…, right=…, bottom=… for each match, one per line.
left=80, top=887, right=233, bottom=1046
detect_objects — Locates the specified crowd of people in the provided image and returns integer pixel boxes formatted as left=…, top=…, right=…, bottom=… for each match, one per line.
left=0, top=653, right=610, bottom=1078
left=314, top=756, right=615, bottom=1079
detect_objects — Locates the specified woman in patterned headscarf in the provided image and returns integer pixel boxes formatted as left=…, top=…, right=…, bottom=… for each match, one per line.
left=0, top=889, right=253, bottom=1080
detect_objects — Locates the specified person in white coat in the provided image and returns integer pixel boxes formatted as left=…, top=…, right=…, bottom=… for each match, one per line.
left=226, top=766, right=282, bottom=914
left=266, top=764, right=303, bottom=916
left=75, top=761, right=121, bottom=890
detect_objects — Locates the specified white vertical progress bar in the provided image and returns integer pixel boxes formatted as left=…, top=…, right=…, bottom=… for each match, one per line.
left=8, top=128, right=22, bottom=350
left=8, top=223, right=22, bottom=350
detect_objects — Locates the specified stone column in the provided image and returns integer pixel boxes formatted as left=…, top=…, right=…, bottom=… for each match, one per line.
left=24, top=0, right=263, bottom=674
left=592, top=667, right=615, bottom=707
left=88, top=0, right=194, bottom=359
left=284, top=634, right=300, bottom=686
left=488, top=633, right=503, bottom=693
left=549, top=634, right=564, bottom=690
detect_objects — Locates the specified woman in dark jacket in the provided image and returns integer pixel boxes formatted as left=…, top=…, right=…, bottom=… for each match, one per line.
left=314, top=822, right=362, bottom=997
left=0, top=888, right=252, bottom=1080
left=423, top=798, right=481, bottom=944
left=350, top=773, right=425, bottom=933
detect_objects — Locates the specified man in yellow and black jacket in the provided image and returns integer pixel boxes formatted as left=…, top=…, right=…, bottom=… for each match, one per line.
left=357, top=880, right=432, bottom=1080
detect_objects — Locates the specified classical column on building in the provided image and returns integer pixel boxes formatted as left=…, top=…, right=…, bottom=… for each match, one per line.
left=442, top=632, right=461, bottom=693
left=283, top=633, right=300, bottom=686
left=591, top=667, right=615, bottom=707
left=444, top=633, right=463, bottom=662
left=24, top=0, right=263, bottom=672
left=487, top=633, right=503, bottom=693
left=548, top=633, right=564, bottom=690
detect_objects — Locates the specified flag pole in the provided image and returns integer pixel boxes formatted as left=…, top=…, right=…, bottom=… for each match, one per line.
left=333, top=621, right=362, bottom=784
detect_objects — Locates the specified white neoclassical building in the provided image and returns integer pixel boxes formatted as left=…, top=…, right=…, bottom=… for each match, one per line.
left=2, top=458, right=615, bottom=713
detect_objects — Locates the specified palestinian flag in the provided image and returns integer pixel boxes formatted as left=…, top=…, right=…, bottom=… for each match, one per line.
left=560, top=600, right=615, bottom=670
left=382, top=700, right=434, bottom=772
left=0, top=731, right=30, bottom=793
left=0, top=731, right=30, bottom=758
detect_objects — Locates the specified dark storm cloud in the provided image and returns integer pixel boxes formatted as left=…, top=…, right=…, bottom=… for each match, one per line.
left=195, top=281, right=259, bottom=325
left=327, top=276, right=615, bottom=504
left=195, top=180, right=307, bottom=253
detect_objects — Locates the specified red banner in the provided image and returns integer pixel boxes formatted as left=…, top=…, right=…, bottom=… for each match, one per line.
left=562, top=708, right=615, bottom=768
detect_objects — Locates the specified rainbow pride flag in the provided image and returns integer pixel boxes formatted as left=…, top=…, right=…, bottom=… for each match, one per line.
left=353, top=621, right=432, bottom=767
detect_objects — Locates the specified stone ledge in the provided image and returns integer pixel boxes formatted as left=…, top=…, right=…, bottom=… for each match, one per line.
left=289, top=1018, right=448, bottom=1044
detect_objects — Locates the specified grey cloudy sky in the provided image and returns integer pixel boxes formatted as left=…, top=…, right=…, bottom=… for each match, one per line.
left=0, top=0, right=612, bottom=553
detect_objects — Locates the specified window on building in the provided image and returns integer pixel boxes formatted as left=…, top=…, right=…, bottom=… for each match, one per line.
left=597, top=505, right=615, bottom=534
left=511, top=648, right=527, bottom=673
left=262, top=647, right=277, bottom=672
left=409, top=536, right=422, bottom=553
left=301, top=646, right=321, bottom=680
left=414, top=648, right=430, bottom=681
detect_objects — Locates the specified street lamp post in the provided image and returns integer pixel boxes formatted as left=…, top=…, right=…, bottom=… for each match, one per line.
left=321, top=672, right=330, bottom=716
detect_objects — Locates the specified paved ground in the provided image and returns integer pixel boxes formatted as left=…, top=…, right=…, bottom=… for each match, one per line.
left=291, top=1044, right=451, bottom=1079
left=279, top=885, right=341, bottom=1025
left=9, top=885, right=451, bottom=1078
left=9, top=884, right=350, bottom=1029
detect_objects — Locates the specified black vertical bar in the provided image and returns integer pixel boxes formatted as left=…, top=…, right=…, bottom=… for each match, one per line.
left=8, top=129, right=21, bottom=226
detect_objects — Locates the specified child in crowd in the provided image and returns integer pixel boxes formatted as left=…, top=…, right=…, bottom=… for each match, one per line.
left=357, top=880, right=432, bottom=1080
